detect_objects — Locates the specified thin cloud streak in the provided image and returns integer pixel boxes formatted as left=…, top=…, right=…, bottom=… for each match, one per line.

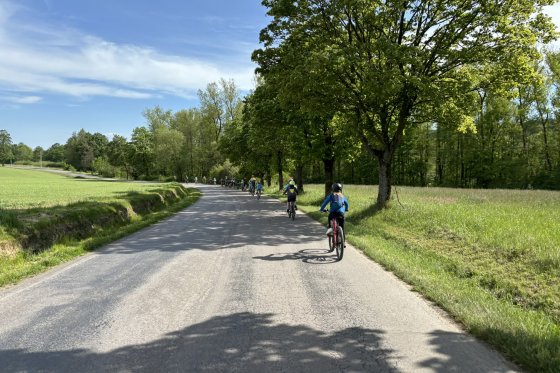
left=0, top=95, right=42, bottom=104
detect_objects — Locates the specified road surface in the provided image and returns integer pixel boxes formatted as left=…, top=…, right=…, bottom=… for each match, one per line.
left=0, top=185, right=519, bottom=372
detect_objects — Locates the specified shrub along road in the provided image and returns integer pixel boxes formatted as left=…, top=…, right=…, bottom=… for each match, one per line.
left=0, top=185, right=519, bottom=372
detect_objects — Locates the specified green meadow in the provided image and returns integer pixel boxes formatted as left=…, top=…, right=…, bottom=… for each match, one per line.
left=289, top=184, right=560, bottom=373
left=0, top=167, right=172, bottom=209
left=0, top=167, right=199, bottom=286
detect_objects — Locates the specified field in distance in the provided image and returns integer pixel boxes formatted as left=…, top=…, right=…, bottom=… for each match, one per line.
left=0, top=167, right=171, bottom=209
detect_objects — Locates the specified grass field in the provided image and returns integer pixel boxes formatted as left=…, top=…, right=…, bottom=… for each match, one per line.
left=285, top=184, right=560, bottom=373
left=0, top=167, right=171, bottom=209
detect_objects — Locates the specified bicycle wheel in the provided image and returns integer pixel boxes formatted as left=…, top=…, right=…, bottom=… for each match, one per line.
left=328, top=231, right=335, bottom=252
left=335, top=225, right=344, bottom=260
left=291, top=206, right=296, bottom=220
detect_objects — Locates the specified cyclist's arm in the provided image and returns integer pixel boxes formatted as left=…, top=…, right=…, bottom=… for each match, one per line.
left=320, top=195, right=331, bottom=211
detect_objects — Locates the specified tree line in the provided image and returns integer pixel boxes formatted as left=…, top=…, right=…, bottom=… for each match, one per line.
left=0, top=79, right=243, bottom=182
left=1, top=1, right=558, bottom=208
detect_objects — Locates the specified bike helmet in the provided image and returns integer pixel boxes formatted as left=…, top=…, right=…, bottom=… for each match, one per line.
left=289, top=180, right=296, bottom=186
left=331, top=183, right=342, bottom=192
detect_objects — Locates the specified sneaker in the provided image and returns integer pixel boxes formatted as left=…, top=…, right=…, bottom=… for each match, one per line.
left=326, top=228, right=333, bottom=236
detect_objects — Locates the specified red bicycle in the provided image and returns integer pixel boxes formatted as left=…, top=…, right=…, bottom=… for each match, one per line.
left=324, top=210, right=344, bottom=261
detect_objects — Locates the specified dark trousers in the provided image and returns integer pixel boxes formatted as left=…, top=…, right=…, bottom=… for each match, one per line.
left=328, top=211, right=345, bottom=231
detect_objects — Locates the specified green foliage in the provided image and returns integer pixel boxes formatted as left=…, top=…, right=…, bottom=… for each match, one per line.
left=209, top=159, right=239, bottom=180
left=0, top=130, right=13, bottom=165
left=64, top=129, right=109, bottom=171
left=44, top=143, right=65, bottom=162
left=92, top=156, right=116, bottom=178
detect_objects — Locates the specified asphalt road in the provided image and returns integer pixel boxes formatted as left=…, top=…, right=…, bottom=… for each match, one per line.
left=0, top=185, right=519, bottom=372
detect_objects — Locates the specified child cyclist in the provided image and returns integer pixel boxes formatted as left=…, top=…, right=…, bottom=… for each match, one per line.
left=256, top=179, right=264, bottom=197
left=320, top=183, right=349, bottom=236
left=282, top=178, right=298, bottom=212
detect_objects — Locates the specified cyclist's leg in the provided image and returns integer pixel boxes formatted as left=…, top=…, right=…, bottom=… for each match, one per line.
left=336, top=213, right=346, bottom=247
left=326, top=212, right=335, bottom=235
left=337, top=213, right=345, bottom=231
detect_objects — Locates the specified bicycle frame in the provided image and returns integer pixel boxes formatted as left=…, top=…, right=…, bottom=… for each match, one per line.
left=288, top=200, right=296, bottom=220
left=328, top=214, right=344, bottom=260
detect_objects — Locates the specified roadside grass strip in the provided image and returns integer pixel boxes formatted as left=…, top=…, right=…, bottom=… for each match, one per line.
left=276, top=184, right=560, bottom=373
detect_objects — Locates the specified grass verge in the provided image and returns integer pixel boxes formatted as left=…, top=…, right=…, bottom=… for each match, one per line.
left=271, top=184, right=560, bottom=373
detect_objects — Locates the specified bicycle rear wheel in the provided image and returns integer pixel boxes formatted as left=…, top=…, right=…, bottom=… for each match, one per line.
left=328, top=233, right=335, bottom=252
left=335, top=225, right=344, bottom=260
left=291, top=206, right=296, bottom=220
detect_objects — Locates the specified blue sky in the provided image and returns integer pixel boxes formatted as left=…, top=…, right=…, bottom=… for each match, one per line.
left=0, top=0, right=559, bottom=150
left=0, top=0, right=269, bottom=149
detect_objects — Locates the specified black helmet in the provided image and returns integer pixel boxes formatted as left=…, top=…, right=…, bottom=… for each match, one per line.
left=331, top=183, right=342, bottom=192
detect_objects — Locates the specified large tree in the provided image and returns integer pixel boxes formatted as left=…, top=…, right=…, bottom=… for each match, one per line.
left=255, top=0, right=557, bottom=207
left=106, top=135, right=133, bottom=179
left=198, top=78, right=242, bottom=142
left=44, top=143, right=65, bottom=163
left=129, top=127, right=155, bottom=179
left=0, top=130, right=12, bottom=166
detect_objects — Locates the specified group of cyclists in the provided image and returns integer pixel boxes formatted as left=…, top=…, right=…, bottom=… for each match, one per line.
left=217, top=173, right=350, bottom=244
left=185, top=176, right=217, bottom=185
left=221, top=175, right=264, bottom=198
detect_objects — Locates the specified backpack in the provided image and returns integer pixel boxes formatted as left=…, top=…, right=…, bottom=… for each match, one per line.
left=330, top=193, right=343, bottom=211
left=286, top=186, right=297, bottom=197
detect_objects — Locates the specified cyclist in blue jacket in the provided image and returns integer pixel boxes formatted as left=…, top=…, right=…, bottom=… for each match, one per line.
left=320, top=183, right=349, bottom=236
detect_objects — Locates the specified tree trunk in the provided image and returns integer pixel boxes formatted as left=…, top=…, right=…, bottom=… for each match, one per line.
left=376, top=148, right=393, bottom=208
left=323, top=157, right=335, bottom=197
left=277, top=150, right=283, bottom=190
left=538, top=109, right=552, bottom=171
left=295, top=164, right=304, bottom=193
left=436, top=124, right=443, bottom=184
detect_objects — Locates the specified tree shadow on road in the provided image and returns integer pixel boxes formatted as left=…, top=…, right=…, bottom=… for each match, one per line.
left=0, top=312, right=399, bottom=372
left=98, top=186, right=327, bottom=255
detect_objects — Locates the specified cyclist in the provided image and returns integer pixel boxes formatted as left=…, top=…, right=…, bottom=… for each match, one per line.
left=282, top=179, right=298, bottom=212
left=256, top=179, right=264, bottom=197
left=320, top=183, right=349, bottom=236
left=249, top=175, right=257, bottom=194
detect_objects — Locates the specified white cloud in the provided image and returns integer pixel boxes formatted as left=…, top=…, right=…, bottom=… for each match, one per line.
left=1, top=95, right=43, bottom=104
left=0, top=1, right=256, bottom=103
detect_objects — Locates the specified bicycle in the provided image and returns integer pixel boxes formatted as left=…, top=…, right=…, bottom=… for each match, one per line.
left=287, top=200, right=296, bottom=220
left=256, top=189, right=262, bottom=200
left=324, top=210, right=344, bottom=261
